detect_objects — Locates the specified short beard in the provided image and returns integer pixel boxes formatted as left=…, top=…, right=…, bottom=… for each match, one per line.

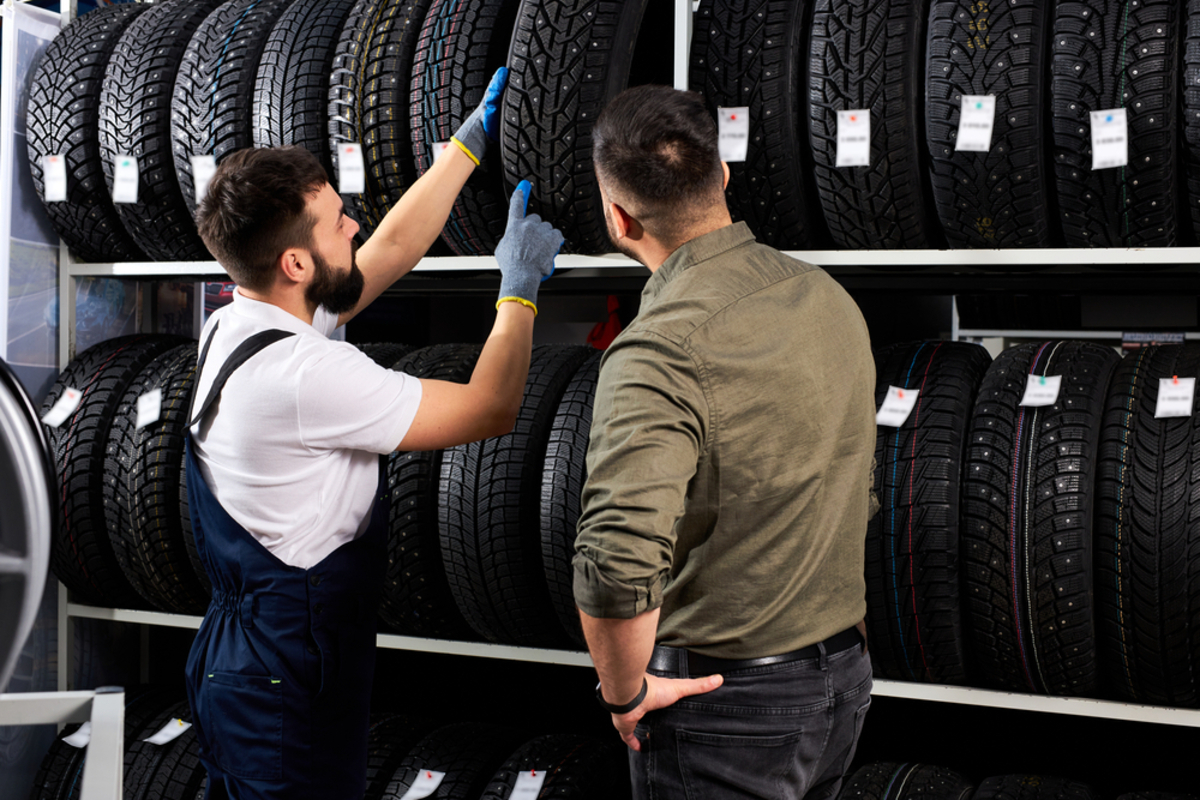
left=306, top=242, right=364, bottom=315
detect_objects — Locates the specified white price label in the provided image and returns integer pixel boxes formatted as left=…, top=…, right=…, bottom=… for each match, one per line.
left=1019, top=374, right=1062, bottom=407
left=1090, top=108, right=1128, bottom=170
left=338, top=143, right=366, bottom=194
left=717, top=106, right=749, bottom=163
left=62, top=722, right=91, bottom=749
left=956, top=95, right=996, bottom=152
left=136, top=388, right=163, bottom=430
left=43, top=154, right=68, bottom=202
left=112, top=154, right=139, bottom=204
left=508, top=770, right=548, bottom=799
left=1156, top=377, right=1196, bottom=419
left=432, top=141, right=451, bottom=163
left=143, top=718, right=192, bottom=746
left=399, top=770, right=446, bottom=800
left=42, top=387, right=82, bottom=428
left=875, top=386, right=920, bottom=428
left=836, top=109, right=871, bottom=167
left=191, top=155, right=218, bottom=205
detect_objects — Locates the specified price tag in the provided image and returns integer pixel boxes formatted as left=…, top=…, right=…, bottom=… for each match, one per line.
left=338, top=143, right=366, bottom=194
left=136, top=388, right=163, bottom=430
left=1090, top=109, right=1128, bottom=170
left=143, top=718, right=192, bottom=746
left=875, top=386, right=919, bottom=427
left=112, top=155, right=139, bottom=204
left=399, top=770, right=446, bottom=800
left=836, top=109, right=870, bottom=167
left=1019, top=374, right=1062, bottom=407
left=42, top=387, right=82, bottom=428
left=1156, top=377, right=1195, bottom=419
left=62, top=722, right=91, bottom=749
left=191, top=155, right=217, bottom=205
left=717, top=107, right=749, bottom=163
left=43, top=154, right=68, bottom=201
left=432, top=141, right=451, bottom=163
left=956, top=95, right=996, bottom=152
left=508, top=770, right=547, bottom=799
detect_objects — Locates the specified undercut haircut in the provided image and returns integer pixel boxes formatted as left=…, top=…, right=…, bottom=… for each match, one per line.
left=592, top=85, right=725, bottom=242
left=196, top=146, right=329, bottom=291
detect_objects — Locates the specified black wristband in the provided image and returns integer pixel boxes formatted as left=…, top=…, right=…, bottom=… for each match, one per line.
left=595, top=677, right=647, bottom=715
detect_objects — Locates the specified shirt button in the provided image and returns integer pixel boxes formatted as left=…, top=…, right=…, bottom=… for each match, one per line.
left=309, top=574, right=321, bottom=587
left=307, top=642, right=318, bottom=655
left=313, top=604, right=324, bottom=616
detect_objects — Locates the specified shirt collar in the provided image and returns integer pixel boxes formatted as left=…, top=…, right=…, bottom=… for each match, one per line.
left=229, top=289, right=320, bottom=337
left=641, top=222, right=756, bottom=307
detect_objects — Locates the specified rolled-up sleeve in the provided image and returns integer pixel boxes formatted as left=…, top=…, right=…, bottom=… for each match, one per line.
left=572, top=330, right=709, bottom=619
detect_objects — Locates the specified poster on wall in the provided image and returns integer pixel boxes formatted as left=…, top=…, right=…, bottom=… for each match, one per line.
left=1, top=3, right=63, bottom=403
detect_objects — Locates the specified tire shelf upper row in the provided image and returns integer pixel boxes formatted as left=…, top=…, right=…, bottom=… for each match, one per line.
left=64, top=601, right=1200, bottom=730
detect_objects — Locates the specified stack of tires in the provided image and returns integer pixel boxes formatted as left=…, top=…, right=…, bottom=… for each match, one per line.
left=26, top=0, right=671, bottom=259
left=867, top=339, right=1200, bottom=707
left=42, top=336, right=602, bottom=649
left=31, top=687, right=629, bottom=800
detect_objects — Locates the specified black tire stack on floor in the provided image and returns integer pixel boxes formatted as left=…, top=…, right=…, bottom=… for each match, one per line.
left=376, top=723, right=525, bottom=800
left=1096, top=345, right=1200, bottom=707
left=972, top=775, right=1097, bottom=800
left=868, top=341, right=991, bottom=684
left=925, top=0, right=1057, bottom=247
left=410, top=0, right=520, bottom=255
left=809, top=0, right=941, bottom=249
left=479, top=734, right=631, bottom=799
left=98, top=0, right=225, bottom=262
left=440, top=344, right=593, bottom=647
left=1051, top=0, right=1181, bottom=247
left=961, top=341, right=1119, bottom=696
left=500, top=0, right=673, bottom=253
left=690, top=0, right=822, bottom=250
left=26, top=3, right=149, bottom=263
left=839, top=762, right=975, bottom=800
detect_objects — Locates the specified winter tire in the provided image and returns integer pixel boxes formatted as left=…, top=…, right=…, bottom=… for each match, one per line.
left=106, top=342, right=209, bottom=615
left=409, top=0, right=519, bottom=255
left=841, top=762, right=975, bottom=800
left=381, top=344, right=481, bottom=640
left=171, top=0, right=297, bottom=219
left=365, top=714, right=440, bottom=800
left=99, top=0, right=224, bottom=261
left=541, top=351, right=602, bottom=650
left=972, top=775, right=1097, bottom=800
left=252, top=0, right=359, bottom=179
left=479, top=734, right=631, bottom=800
left=868, top=341, right=991, bottom=684
left=962, top=341, right=1118, bottom=696
left=925, top=0, right=1056, bottom=247
left=690, top=0, right=821, bottom=249
left=1051, top=0, right=1180, bottom=247
left=378, top=723, right=524, bottom=800
left=26, top=3, right=148, bottom=263
left=1097, top=344, right=1200, bottom=706
left=440, top=344, right=593, bottom=646
left=809, top=0, right=940, bottom=249
left=501, top=0, right=674, bottom=253
left=42, top=335, right=185, bottom=607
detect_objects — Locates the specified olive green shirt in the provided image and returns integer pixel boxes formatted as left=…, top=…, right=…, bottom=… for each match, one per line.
left=572, top=222, right=876, bottom=659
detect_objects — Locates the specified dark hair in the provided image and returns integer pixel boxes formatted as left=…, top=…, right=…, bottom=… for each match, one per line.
left=592, top=85, right=725, bottom=240
left=196, top=146, right=329, bottom=291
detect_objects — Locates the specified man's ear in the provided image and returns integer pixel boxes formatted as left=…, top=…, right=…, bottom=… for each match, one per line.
left=610, top=201, right=636, bottom=240
left=722, top=161, right=730, bottom=190
left=278, top=249, right=308, bottom=285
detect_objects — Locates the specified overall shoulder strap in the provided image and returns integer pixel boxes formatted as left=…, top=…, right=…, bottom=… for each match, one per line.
left=188, top=324, right=297, bottom=428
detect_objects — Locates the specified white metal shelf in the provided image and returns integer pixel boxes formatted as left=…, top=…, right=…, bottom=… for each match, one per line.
left=64, top=602, right=1200, bottom=727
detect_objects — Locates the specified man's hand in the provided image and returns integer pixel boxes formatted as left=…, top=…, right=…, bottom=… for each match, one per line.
left=494, top=180, right=561, bottom=314
left=451, top=67, right=508, bottom=165
left=609, top=673, right=723, bottom=752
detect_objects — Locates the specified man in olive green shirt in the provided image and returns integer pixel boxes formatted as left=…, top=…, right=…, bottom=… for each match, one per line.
left=573, top=86, right=876, bottom=800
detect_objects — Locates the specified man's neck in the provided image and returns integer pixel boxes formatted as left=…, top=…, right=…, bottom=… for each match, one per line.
left=643, top=213, right=734, bottom=273
left=236, top=285, right=319, bottom=325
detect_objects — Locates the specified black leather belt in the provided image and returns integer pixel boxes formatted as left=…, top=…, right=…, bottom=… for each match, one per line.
left=648, top=627, right=863, bottom=677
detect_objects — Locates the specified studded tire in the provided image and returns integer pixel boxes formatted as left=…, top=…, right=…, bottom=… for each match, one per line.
left=479, top=734, right=631, bottom=800
left=840, top=762, right=976, bottom=800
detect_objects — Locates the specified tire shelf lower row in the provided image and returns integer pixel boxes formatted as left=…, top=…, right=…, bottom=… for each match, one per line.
left=63, top=598, right=1200, bottom=729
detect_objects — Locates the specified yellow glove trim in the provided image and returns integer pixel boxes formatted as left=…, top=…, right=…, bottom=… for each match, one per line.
left=450, top=137, right=481, bottom=166
left=496, top=296, right=538, bottom=316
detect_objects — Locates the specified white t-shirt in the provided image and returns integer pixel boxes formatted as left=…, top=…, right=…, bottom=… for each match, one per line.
left=189, top=291, right=422, bottom=568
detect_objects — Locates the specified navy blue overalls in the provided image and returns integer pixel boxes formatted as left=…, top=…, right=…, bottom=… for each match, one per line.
left=183, top=324, right=388, bottom=799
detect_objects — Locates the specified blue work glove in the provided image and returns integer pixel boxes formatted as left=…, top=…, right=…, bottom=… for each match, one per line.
left=451, top=67, right=507, bottom=166
left=495, top=180, right=562, bottom=316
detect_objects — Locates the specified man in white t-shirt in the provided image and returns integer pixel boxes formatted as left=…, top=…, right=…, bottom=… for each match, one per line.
left=181, top=70, right=561, bottom=800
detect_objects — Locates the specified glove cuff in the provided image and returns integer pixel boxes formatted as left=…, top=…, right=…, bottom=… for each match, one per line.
left=496, top=296, right=538, bottom=316
left=452, top=105, right=487, bottom=165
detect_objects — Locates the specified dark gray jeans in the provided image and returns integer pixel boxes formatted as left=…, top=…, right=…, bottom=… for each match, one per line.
left=630, top=639, right=873, bottom=800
